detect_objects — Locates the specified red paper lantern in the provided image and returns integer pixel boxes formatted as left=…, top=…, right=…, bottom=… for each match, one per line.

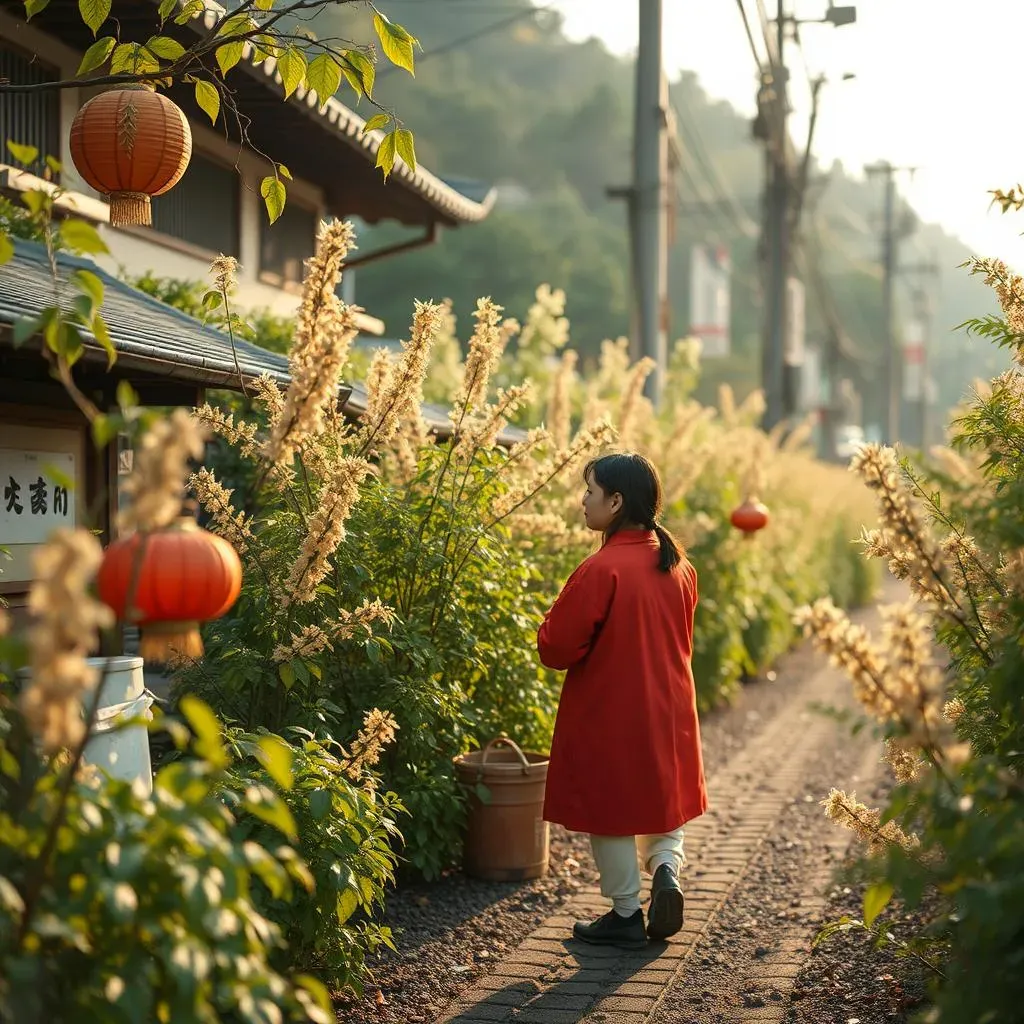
left=97, top=518, right=242, bottom=663
left=730, top=498, right=770, bottom=536
left=69, top=86, right=192, bottom=228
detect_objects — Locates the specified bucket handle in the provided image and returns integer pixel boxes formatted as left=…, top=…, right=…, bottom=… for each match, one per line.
left=480, top=736, right=531, bottom=777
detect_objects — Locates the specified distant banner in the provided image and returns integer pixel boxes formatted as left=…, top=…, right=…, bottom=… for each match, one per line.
left=688, top=245, right=731, bottom=359
left=903, top=320, right=926, bottom=401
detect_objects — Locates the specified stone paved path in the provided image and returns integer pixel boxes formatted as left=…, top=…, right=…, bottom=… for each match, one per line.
left=433, top=603, right=887, bottom=1024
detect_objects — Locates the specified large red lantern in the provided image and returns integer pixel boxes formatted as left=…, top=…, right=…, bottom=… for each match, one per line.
left=69, top=86, right=192, bottom=228
left=97, top=518, right=242, bottom=663
left=730, top=497, right=769, bottom=537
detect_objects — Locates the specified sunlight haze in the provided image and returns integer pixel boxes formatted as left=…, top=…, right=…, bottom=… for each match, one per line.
left=552, top=0, right=1024, bottom=270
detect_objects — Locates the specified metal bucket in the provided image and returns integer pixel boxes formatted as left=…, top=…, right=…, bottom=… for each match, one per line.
left=453, top=736, right=550, bottom=882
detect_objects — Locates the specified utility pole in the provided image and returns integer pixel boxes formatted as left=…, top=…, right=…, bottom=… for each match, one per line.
left=866, top=160, right=916, bottom=443
left=634, top=0, right=668, bottom=405
left=759, top=5, right=789, bottom=431
left=757, top=2, right=856, bottom=431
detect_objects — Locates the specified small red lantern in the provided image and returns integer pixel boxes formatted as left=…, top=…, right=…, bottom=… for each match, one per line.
left=730, top=497, right=770, bottom=537
left=69, top=86, right=192, bottom=228
left=97, top=518, right=242, bottom=663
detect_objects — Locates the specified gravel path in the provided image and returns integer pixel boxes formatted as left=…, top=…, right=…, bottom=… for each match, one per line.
left=336, top=586, right=912, bottom=1024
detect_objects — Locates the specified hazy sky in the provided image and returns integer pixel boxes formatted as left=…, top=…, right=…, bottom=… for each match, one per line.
left=552, top=0, right=1024, bottom=269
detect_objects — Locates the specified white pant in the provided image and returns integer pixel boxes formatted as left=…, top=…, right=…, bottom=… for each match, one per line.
left=589, top=828, right=686, bottom=917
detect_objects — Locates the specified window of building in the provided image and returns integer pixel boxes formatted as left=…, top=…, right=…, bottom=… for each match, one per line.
left=0, top=46, right=60, bottom=175
left=149, top=152, right=240, bottom=256
left=259, top=200, right=318, bottom=286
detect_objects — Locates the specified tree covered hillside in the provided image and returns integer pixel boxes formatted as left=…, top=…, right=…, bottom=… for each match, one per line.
left=320, top=1, right=1001, bottom=428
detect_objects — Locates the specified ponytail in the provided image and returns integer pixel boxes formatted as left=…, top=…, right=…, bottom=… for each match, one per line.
left=652, top=523, right=682, bottom=573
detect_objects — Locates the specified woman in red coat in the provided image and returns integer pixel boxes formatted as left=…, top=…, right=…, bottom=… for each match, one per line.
left=538, top=452, right=707, bottom=949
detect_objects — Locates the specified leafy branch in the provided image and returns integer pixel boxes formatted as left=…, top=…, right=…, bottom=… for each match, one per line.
left=4, top=0, right=420, bottom=201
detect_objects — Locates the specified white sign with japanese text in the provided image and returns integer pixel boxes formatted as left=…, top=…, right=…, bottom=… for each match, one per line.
left=0, top=449, right=77, bottom=546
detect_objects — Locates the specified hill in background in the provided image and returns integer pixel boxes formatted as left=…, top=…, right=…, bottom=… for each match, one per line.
left=318, top=1, right=1003, bottom=431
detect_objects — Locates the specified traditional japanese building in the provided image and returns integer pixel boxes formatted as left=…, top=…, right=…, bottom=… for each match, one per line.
left=0, top=0, right=496, bottom=612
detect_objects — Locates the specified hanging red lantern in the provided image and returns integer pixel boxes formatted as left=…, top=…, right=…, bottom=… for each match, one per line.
left=97, top=518, right=242, bottom=663
left=69, top=86, right=192, bottom=228
left=730, top=498, right=770, bottom=537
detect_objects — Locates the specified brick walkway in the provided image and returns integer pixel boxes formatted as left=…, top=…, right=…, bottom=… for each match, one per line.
left=435, top=639, right=884, bottom=1024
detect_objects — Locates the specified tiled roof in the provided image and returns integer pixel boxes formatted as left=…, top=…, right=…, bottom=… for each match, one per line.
left=0, top=238, right=293, bottom=389
left=0, top=239, right=525, bottom=443
left=188, top=4, right=496, bottom=226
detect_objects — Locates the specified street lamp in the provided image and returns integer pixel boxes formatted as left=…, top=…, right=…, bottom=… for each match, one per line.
left=824, top=4, right=857, bottom=27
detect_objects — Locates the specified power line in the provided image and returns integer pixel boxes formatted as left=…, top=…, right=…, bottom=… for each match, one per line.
left=672, top=92, right=758, bottom=238
left=733, top=0, right=765, bottom=68
left=378, top=2, right=556, bottom=77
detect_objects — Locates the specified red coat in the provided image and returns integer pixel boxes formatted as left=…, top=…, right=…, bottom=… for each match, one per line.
left=538, top=530, right=707, bottom=836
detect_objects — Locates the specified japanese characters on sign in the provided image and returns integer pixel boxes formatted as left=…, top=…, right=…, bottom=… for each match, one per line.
left=0, top=449, right=77, bottom=546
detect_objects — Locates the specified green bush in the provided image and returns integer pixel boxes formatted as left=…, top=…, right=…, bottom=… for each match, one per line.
left=222, top=726, right=403, bottom=994
left=0, top=693, right=333, bottom=1024
left=798, top=248, right=1024, bottom=1023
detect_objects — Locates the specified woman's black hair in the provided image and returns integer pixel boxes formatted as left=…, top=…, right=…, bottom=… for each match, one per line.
left=584, top=452, right=682, bottom=572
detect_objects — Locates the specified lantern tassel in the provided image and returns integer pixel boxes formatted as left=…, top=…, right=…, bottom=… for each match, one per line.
left=139, top=621, right=203, bottom=665
left=108, top=191, right=152, bottom=227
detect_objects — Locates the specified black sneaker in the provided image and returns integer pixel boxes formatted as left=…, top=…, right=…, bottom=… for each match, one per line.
left=647, top=864, right=684, bottom=940
left=572, top=909, right=647, bottom=949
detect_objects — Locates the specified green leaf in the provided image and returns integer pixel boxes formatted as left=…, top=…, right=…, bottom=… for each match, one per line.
left=394, top=128, right=416, bottom=172
left=116, top=379, right=138, bottom=411
left=0, top=233, right=12, bottom=266
left=79, top=0, right=111, bottom=34
left=92, top=313, right=116, bottom=368
left=362, top=112, right=390, bottom=135
left=260, top=175, right=286, bottom=224
left=214, top=11, right=256, bottom=38
left=337, top=886, right=359, bottom=925
left=20, top=190, right=49, bottom=216
left=71, top=268, right=104, bottom=307
left=257, top=735, right=294, bottom=791
left=216, top=40, right=244, bottom=76
left=6, top=141, right=39, bottom=166
left=173, top=0, right=204, bottom=23
left=294, top=976, right=332, bottom=1024
left=344, top=50, right=376, bottom=99
left=24, top=0, right=51, bottom=17
left=193, top=79, right=220, bottom=125
left=0, top=876, right=24, bottom=915
left=863, top=881, right=894, bottom=928
left=157, top=0, right=176, bottom=19
left=92, top=413, right=120, bottom=449
left=145, top=35, right=186, bottom=61
left=277, top=661, right=295, bottom=690
left=277, top=163, right=292, bottom=181
left=373, top=14, right=416, bottom=75
left=375, top=129, right=397, bottom=180
left=60, top=219, right=108, bottom=255
left=305, top=53, right=342, bottom=109
left=179, top=695, right=227, bottom=768
left=243, top=784, right=297, bottom=841
left=45, top=155, right=62, bottom=175
left=276, top=47, right=307, bottom=100
left=308, top=789, right=331, bottom=821
left=253, top=0, right=274, bottom=9
left=12, top=315, right=39, bottom=346
left=77, top=36, right=116, bottom=75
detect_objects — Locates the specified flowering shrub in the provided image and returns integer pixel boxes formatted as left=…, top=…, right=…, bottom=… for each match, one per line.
left=177, top=225, right=615, bottom=878
left=222, top=720, right=403, bottom=994
left=0, top=640, right=334, bottom=1023
left=795, top=235, right=1024, bottom=1020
